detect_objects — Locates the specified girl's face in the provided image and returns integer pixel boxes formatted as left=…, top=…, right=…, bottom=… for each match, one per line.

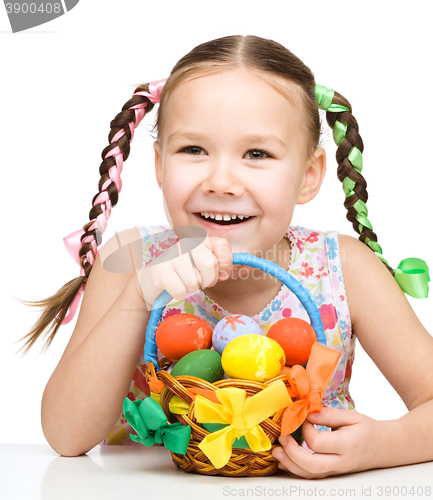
left=154, top=68, right=325, bottom=257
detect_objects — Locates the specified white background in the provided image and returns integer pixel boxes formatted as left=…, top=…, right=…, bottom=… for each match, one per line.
left=1, top=1, right=432, bottom=445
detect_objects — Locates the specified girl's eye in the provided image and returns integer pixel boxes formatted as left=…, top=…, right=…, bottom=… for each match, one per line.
left=245, top=149, right=272, bottom=160
left=181, top=146, right=205, bottom=155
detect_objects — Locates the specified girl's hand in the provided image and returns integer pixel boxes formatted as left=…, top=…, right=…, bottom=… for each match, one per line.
left=272, top=407, right=386, bottom=479
left=134, top=235, right=233, bottom=308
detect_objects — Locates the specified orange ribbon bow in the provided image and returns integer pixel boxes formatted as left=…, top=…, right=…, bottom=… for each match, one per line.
left=148, top=375, right=164, bottom=394
left=281, top=342, right=341, bottom=436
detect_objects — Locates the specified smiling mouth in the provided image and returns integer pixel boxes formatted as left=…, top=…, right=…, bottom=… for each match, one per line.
left=195, top=213, right=255, bottom=226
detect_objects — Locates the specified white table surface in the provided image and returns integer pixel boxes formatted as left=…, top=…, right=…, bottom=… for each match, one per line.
left=1, top=444, right=432, bottom=500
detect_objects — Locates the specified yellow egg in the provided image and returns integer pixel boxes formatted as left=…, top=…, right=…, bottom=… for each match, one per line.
left=221, top=334, right=286, bottom=381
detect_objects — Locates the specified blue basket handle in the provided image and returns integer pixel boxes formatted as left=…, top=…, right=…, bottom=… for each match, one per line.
left=143, top=253, right=326, bottom=369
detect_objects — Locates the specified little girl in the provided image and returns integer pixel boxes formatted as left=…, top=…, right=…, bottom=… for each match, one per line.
left=20, top=35, right=433, bottom=479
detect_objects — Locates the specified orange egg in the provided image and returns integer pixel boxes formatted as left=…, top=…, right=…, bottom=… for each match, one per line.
left=155, top=314, right=212, bottom=360
left=267, top=317, right=316, bottom=366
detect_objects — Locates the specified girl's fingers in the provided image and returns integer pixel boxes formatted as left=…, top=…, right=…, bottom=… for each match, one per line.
left=301, top=420, right=344, bottom=455
left=159, top=263, right=190, bottom=301
left=135, top=234, right=231, bottom=305
left=207, top=237, right=233, bottom=281
left=189, top=241, right=219, bottom=289
left=273, top=436, right=341, bottom=478
left=273, top=445, right=312, bottom=478
left=172, top=252, right=207, bottom=294
left=306, top=407, right=360, bottom=428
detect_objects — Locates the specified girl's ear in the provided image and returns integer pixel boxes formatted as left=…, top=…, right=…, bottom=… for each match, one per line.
left=297, top=148, right=326, bottom=205
left=154, top=141, right=163, bottom=189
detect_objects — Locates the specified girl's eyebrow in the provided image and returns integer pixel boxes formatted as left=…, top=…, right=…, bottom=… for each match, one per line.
left=242, top=134, right=288, bottom=150
left=166, top=131, right=207, bottom=145
left=167, top=131, right=287, bottom=149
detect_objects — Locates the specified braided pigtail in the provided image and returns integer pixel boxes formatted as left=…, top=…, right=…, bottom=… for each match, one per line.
left=316, top=85, right=429, bottom=298
left=17, top=79, right=167, bottom=352
left=315, top=85, right=392, bottom=273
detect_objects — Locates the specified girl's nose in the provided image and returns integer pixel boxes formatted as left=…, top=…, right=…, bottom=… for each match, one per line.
left=201, top=163, right=244, bottom=197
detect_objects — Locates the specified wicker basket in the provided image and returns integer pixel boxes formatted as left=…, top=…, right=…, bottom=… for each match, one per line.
left=142, top=253, right=326, bottom=477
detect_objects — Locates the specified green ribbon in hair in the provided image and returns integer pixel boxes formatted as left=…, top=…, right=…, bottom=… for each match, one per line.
left=315, top=84, right=349, bottom=112
left=333, top=120, right=348, bottom=145
left=315, top=84, right=430, bottom=298
left=123, top=397, right=191, bottom=453
left=394, top=259, right=430, bottom=299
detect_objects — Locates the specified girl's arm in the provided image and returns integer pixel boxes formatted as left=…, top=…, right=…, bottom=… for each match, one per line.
left=42, top=229, right=230, bottom=457
left=339, top=235, right=433, bottom=465
left=41, top=228, right=151, bottom=457
left=273, top=234, right=433, bottom=477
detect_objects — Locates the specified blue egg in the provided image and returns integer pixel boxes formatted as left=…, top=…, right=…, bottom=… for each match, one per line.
left=212, top=314, right=263, bottom=355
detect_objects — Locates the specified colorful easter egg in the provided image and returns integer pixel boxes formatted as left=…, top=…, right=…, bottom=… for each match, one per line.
left=156, top=314, right=212, bottom=360
left=212, top=314, right=263, bottom=355
left=170, top=349, right=224, bottom=383
left=267, top=317, right=316, bottom=366
left=221, top=334, right=285, bottom=381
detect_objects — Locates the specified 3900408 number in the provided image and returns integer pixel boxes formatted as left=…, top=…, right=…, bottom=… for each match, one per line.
left=5, top=3, right=61, bottom=14
left=377, top=485, right=431, bottom=496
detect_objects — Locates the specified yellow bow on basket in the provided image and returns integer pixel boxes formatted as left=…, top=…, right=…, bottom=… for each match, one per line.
left=194, top=380, right=292, bottom=469
left=145, top=342, right=341, bottom=476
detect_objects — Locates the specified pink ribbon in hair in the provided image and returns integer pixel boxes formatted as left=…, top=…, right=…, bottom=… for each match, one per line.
left=61, top=228, right=98, bottom=325
left=61, top=78, right=167, bottom=326
left=133, top=78, right=167, bottom=104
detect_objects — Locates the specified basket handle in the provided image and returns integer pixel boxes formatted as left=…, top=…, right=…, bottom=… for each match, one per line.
left=143, top=253, right=325, bottom=369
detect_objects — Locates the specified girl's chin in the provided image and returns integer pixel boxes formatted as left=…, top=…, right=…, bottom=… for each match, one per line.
left=230, top=268, right=251, bottom=280
left=217, top=268, right=245, bottom=281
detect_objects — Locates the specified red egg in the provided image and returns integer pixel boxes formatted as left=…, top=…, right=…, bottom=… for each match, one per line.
left=155, top=314, right=213, bottom=360
left=267, top=318, right=316, bottom=366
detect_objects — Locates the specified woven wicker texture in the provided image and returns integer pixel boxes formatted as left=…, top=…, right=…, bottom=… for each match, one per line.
left=142, top=255, right=326, bottom=476
left=146, top=360, right=291, bottom=477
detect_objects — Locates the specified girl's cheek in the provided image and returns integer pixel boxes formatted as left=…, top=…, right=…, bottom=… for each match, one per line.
left=162, top=198, right=175, bottom=228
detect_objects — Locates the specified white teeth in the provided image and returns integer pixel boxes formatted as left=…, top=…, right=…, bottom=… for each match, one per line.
left=200, top=212, right=251, bottom=221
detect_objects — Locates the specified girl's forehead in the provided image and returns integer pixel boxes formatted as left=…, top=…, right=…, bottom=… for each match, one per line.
left=160, top=68, right=306, bottom=145
left=166, top=68, right=299, bottom=112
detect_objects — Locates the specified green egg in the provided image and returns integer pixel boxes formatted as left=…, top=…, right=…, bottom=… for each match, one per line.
left=170, top=349, right=224, bottom=383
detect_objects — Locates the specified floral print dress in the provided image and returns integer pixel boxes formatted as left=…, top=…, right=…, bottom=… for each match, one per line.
left=102, top=225, right=355, bottom=445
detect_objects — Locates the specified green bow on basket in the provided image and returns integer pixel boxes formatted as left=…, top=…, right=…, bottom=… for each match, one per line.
left=123, top=397, right=191, bottom=454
